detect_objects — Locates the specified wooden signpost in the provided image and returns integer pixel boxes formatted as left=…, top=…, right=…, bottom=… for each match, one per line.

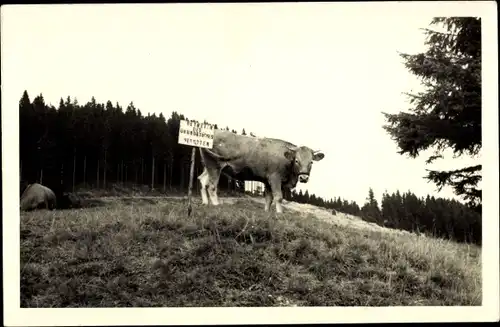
left=178, top=119, right=215, bottom=216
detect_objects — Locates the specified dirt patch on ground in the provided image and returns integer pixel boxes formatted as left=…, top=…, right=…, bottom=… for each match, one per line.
left=247, top=197, right=414, bottom=237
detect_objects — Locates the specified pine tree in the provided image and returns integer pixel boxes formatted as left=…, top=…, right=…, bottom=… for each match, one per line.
left=297, top=190, right=304, bottom=203
left=303, top=190, right=310, bottom=203
left=381, top=191, right=394, bottom=227
left=19, top=90, right=33, bottom=182
left=382, top=18, right=481, bottom=210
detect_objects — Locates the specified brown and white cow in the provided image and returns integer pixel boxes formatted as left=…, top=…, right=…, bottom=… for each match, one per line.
left=198, top=130, right=325, bottom=213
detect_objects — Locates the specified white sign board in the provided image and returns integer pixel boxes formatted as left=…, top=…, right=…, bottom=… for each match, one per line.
left=178, top=120, right=215, bottom=149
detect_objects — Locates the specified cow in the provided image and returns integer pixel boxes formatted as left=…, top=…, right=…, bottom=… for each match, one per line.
left=20, top=183, right=57, bottom=211
left=198, top=129, right=325, bottom=213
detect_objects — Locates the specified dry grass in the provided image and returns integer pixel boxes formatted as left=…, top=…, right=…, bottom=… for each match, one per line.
left=20, top=197, right=481, bottom=307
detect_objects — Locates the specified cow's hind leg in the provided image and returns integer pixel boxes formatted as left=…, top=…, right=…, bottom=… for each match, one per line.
left=264, top=183, right=273, bottom=212
left=198, top=169, right=210, bottom=205
left=199, top=149, right=223, bottom=206
left=206, top=168, right=222, bottom=206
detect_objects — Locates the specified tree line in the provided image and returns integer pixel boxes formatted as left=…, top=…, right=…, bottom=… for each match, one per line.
left=19, top=91, right=246, bottom=196
left=284, top=187, right=481, bottom=244
left=19, top=91, right=480, bottom=244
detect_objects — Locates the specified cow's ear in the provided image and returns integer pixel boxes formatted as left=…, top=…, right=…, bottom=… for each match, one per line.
left=313, top=152, right=325, bottom=161
left=284, top=150, right=295, bottom=161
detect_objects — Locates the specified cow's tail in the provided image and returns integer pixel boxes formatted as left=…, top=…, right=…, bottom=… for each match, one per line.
left=200, top=148, right=240, bottom=162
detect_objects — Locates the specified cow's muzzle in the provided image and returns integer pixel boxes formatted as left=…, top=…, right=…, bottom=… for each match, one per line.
left=299, top=174, right=309, bottom=183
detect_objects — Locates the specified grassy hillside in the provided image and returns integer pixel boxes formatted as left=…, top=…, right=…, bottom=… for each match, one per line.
left=20, top=196, right=481, bottom=307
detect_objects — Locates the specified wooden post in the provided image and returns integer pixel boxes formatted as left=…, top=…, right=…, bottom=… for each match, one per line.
left=187, top=147, right=196, bottom=217
left=195, top=165, right=199, bottom=193
left=179, top=160, right=186, bottom=191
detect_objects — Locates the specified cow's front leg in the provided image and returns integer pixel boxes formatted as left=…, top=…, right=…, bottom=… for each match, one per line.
left=208, top=183, right=220, bottom=205
left=264, top=183, right=273, bottom=212
left=268, top=175, right=284, bottom=213
left=199, top=167, right=221, bottom=206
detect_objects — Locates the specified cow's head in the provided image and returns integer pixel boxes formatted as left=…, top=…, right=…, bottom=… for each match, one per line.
left=284, top=146, right=325, bottom=183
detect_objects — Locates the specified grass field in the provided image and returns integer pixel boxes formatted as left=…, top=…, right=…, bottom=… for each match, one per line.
left=20, top=196, right=481, bottom=307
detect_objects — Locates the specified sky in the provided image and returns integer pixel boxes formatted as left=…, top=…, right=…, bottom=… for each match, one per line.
left=1, top=3, right=483, bottom=206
